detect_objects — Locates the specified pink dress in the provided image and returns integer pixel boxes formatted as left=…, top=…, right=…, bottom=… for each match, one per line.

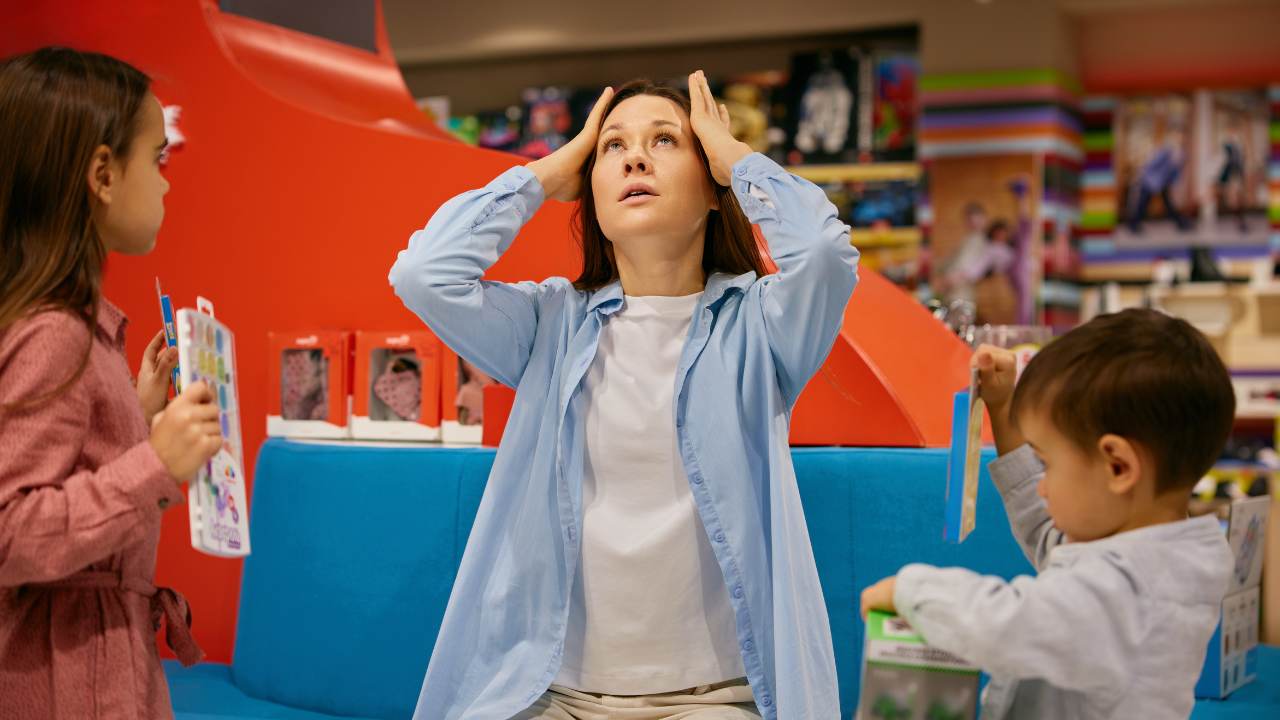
left=0, top=299, right=202, bottom=720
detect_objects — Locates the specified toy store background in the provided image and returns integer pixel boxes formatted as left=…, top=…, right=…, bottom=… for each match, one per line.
left=2, top=0, right=1279, bottom=718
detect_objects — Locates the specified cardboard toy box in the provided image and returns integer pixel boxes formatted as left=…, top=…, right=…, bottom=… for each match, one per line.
left=351, top=331, right=442, bottom=441
left=857, top=611, right=980, bottom=720
left=1196, top=496, right=1270, bottom=699
left=266, top=331, right=352, bottom=439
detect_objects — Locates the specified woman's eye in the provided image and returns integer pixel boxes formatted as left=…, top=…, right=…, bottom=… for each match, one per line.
left=655, top=134, right=675, bottom=146
left=604, top=139, right=622, bottom=152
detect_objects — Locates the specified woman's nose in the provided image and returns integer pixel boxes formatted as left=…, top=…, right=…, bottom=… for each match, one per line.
left=624, top=151, right=649, bottom=175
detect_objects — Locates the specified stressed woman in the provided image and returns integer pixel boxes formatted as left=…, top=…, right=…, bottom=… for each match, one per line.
left=390, top=71, right=859, bottom=720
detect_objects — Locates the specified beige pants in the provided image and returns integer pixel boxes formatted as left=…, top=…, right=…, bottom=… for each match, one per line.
left=511, top=678, right=762, bottom=719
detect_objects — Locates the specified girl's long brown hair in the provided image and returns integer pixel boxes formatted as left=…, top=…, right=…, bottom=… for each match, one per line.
left=572, top=79, right=767, bottom=291
left=0, top=47, right=150, bottom=411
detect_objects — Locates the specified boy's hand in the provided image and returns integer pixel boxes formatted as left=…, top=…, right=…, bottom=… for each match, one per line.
left=972, top=344, right=1028, bottom=454
left=138, top=329, right=179, bottom=426
left=972, top=344, right=1018, bottom=415
left=860, top=576, right=897, bottom=619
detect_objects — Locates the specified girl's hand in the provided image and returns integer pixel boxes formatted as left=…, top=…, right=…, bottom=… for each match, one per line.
left=526, top=86, right=614, bottom=202
left=687, top=70, right=752, bottom=186
left=149, top=381, right=222, bottom=483
left=860, top=576, right=898, bottom=619
left=137, top=329, right=178, bottom=426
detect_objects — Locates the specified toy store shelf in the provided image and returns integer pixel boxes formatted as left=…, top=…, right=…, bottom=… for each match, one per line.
left=1232, top=371, right=1280, bottom=422
left=787, top=162, right=922, bottom=184
left=1040, top=279, right=1082, bottom=308
left=848, top=227, right=922, bottom=248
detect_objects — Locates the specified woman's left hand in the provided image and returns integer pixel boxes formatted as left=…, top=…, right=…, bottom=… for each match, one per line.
left=687, top=70, right=752, bottom=186
left=859, top=576, right=898, bottom=619
left=138, top=329, right=179, bottom=426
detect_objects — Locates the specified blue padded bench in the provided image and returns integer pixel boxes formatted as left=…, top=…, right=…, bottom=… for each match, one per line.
left=165, top=439, right=1278, bottom=718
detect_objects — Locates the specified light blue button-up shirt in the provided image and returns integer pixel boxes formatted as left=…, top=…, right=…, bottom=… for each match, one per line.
left=389, top=152, right=859, bottom=720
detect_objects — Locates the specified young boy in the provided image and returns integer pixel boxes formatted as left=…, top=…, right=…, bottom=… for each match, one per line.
left=861, top=308, right=1236, bottom=719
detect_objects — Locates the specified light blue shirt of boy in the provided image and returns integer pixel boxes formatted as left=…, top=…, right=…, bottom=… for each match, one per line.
left=895, top=445, right=1232, bottom=719
left=389, top=152, right=860, bottom=720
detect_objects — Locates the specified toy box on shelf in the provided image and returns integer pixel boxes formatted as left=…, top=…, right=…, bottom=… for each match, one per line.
left=266, top=331, right=352, bottom=439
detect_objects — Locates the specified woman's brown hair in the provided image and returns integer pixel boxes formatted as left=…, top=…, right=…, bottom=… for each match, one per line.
left=0, top=47, right=151, bottom=409
left=572, top=79, right=768, bottom=291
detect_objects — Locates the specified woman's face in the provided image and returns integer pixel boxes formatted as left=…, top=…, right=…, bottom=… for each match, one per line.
left=589, top=94, right=717, bottom=257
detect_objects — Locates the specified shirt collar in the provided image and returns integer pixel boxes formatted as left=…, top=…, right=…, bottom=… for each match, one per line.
left=96, top=296, right=129, bottom=346
left=585, top=271, right=757, bottom=316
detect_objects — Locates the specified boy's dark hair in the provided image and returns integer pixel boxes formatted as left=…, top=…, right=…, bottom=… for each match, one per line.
left=1010, top=308, right=1235, bottom=493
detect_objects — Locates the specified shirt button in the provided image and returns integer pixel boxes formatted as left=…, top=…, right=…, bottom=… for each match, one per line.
left=761, top=695, right=773, bottom=707
left=736, top=166, right=748, bottom=177
left=733, top=585, right=744, bottom=599
left=567, top=526, right=577, bottom=542
left=691, top=473, right=703, bottom=485
left=714, top=531, right=726, bottom=543
left=742, top=639, right=754, bottom=652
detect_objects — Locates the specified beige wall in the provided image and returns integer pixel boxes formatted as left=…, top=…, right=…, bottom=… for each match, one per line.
left=1074, top=1, right=1280, bottom=90
left=920, top=0, right=1077, bottom=78
left=387, top=0, right=1081, bottom=114
left=388, top=0, right=1279, bottom=115
left=385, top=0, right=922, bottom=65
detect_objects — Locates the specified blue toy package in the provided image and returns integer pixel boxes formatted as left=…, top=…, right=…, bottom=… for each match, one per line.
left=944, top=368, right=984, bottom=543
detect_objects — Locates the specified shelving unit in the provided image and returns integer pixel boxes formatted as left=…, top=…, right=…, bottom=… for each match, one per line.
left=786, top=162, right=922, bottom=184
left=848, top=227, right=922, bottom=247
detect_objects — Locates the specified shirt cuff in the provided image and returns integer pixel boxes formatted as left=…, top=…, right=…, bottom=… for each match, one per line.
left=894, top=563, right=946, bottom=627
left=471, top=164, right=546, bottom=229
left=988, top=444, right=1043, bottom=495
left=729, top=152, right=784, bottom=184
left=116, top=441, right=185, bottom=514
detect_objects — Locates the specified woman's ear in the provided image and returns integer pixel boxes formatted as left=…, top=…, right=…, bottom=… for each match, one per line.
left=86, top=144, right=115, bottom=206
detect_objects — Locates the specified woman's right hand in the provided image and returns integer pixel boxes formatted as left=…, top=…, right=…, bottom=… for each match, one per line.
left=149, top=381, right=223, bottom=482
left=526, top=86, right=614, bottom=202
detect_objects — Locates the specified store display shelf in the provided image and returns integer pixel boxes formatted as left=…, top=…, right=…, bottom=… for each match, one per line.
left=788, top=162, right=922, bottom=184
left=849, top=227, right=922, bottom=247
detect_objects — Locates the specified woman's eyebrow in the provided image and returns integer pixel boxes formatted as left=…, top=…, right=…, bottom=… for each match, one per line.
left=601, top=119, right=679, bottom=134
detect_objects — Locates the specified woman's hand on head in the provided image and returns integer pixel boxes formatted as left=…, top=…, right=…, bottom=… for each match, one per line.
left=526, top=86, right=614, bottom=202
left=687, top=70, right=752, bottom=186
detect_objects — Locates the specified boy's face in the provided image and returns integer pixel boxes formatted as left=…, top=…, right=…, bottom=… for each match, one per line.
left=1019, top=408, right=1131, bottom=542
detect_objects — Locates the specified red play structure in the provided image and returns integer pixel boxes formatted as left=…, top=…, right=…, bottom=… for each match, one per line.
left=1, top=0, right=972, bottom=662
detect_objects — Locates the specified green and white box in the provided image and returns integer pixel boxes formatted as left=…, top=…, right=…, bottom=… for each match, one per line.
left=857, top=611, right=980, bottom=720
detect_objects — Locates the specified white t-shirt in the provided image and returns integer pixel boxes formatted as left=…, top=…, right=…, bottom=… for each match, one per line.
left=553, top=292, right=746, bottom=694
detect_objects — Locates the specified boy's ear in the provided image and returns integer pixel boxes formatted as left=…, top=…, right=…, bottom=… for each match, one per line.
left=1097, top=434, right=1142, bottom=495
